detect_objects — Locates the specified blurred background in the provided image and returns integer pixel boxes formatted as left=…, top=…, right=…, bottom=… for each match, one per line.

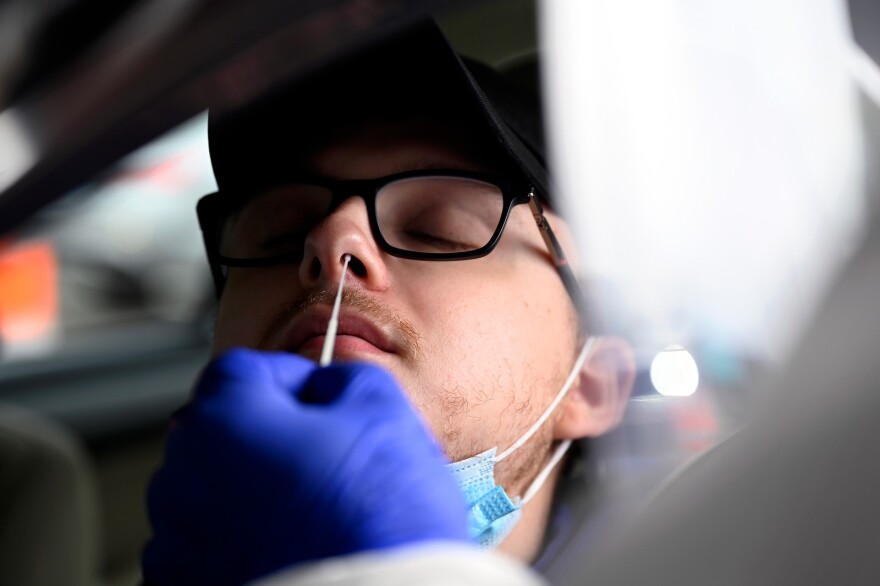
left=0, top=0, right=877, bottom=584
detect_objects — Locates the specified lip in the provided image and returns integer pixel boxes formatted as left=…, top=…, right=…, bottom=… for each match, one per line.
left=280, top=306, right=401, bottom=359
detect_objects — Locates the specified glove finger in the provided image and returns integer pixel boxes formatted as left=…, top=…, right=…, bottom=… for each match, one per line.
left=194, top=348, right=316, bottom=405
left=304, top=364, right=445, bottom=465
left=295, top=366, right=469, bottom=549
left=181, top=349, right=319, bottom=450
left=300, top=363, right=447, bottom=471
left=334, top=364, right=440, bottom=445
left=301, top=362, right=408, bottom=409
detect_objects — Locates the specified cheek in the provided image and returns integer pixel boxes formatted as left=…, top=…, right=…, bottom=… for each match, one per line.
left=400, top=258, right=575, bottom=381
left=212, top=267, right=297, bottom=354
left=396, top=261, right=577, bottom=457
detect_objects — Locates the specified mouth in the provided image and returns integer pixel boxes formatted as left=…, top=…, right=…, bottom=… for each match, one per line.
left=282, top=307, right=401, bottom=361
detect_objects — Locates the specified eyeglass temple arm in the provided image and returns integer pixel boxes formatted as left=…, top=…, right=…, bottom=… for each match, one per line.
left=528, top=191, right=589, bottom=322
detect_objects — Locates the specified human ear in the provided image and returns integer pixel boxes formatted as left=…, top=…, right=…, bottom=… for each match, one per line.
left=553, top=337, right=636, bottom=440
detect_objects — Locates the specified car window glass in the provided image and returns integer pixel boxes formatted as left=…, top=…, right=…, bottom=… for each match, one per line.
left=0, top=113, right=216, bottom=367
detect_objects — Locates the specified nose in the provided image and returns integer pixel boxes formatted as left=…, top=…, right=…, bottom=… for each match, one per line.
left=298, top=196, right=391, bottom=291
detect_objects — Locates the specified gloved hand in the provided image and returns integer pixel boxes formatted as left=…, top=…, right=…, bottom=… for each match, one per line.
left=142, top=348, right=469, bottom=586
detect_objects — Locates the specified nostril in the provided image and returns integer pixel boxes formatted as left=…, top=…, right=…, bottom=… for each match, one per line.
left=309, top=257, right=321, bottom=280
left=348, top=256, right=367, bottom=278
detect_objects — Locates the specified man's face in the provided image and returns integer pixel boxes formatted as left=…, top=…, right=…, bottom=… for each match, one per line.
left=211, top=118, right=581, bottom=498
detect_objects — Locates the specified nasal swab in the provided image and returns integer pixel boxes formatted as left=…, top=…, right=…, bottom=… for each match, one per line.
left=319, top=254, right=352, bottom=366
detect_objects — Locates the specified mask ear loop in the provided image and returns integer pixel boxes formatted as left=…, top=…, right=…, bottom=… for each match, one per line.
left=319, top=254, right=352, bottom=366
left=521, top=439, right=572, bottom=505
left=495, top=336, right=599, bottom=463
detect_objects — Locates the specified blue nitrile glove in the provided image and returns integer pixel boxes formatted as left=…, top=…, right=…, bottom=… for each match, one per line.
left=142, top=348, right=469, bottom=586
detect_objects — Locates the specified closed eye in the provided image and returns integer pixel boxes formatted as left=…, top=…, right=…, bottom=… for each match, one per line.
left=402, top=230, right=477, bottom=251
left=259, top=229, right=309, bottom=252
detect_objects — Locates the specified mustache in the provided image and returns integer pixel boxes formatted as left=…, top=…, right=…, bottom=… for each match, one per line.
left=257, top=286, right=422, bottom=361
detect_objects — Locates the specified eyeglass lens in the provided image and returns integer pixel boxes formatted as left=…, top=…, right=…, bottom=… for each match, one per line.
left=219, top=176, right=505, bottom=260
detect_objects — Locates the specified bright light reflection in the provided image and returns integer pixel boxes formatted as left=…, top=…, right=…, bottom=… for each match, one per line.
left=650, top=345, right=699, bottom=397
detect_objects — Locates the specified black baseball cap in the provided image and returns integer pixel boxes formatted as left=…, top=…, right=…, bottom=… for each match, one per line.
left=207, top=19, right=550, bottom=202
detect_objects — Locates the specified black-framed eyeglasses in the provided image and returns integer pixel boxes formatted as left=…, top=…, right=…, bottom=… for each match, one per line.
left=197, top=169, right=585, bottom=316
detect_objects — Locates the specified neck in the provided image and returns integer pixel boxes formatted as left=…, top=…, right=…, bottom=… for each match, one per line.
left=496, top=461, right=563, bottom=562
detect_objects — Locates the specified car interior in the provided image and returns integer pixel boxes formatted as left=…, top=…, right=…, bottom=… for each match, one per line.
left=1, top=0, right=878, bottom=585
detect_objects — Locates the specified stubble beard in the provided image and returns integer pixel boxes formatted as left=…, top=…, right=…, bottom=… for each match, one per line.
left=255, top=284, right=578, bottom=497
left=256, top=286, right=423, bottom=362
left=427, top=350, right=576, bottom=499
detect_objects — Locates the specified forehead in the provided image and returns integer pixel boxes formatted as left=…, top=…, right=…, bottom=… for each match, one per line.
left=304, top=118, right=516, bottom=181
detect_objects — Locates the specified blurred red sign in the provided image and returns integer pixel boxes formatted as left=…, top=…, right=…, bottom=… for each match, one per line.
left=0, top=239, right=59, bottom=343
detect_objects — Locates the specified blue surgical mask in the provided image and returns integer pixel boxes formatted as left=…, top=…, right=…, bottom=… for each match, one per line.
left=446, top=337, right=599, bottom=548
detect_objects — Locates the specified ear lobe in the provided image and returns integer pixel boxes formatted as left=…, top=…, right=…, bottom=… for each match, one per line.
left=553, top=336, right=636, bottom=440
